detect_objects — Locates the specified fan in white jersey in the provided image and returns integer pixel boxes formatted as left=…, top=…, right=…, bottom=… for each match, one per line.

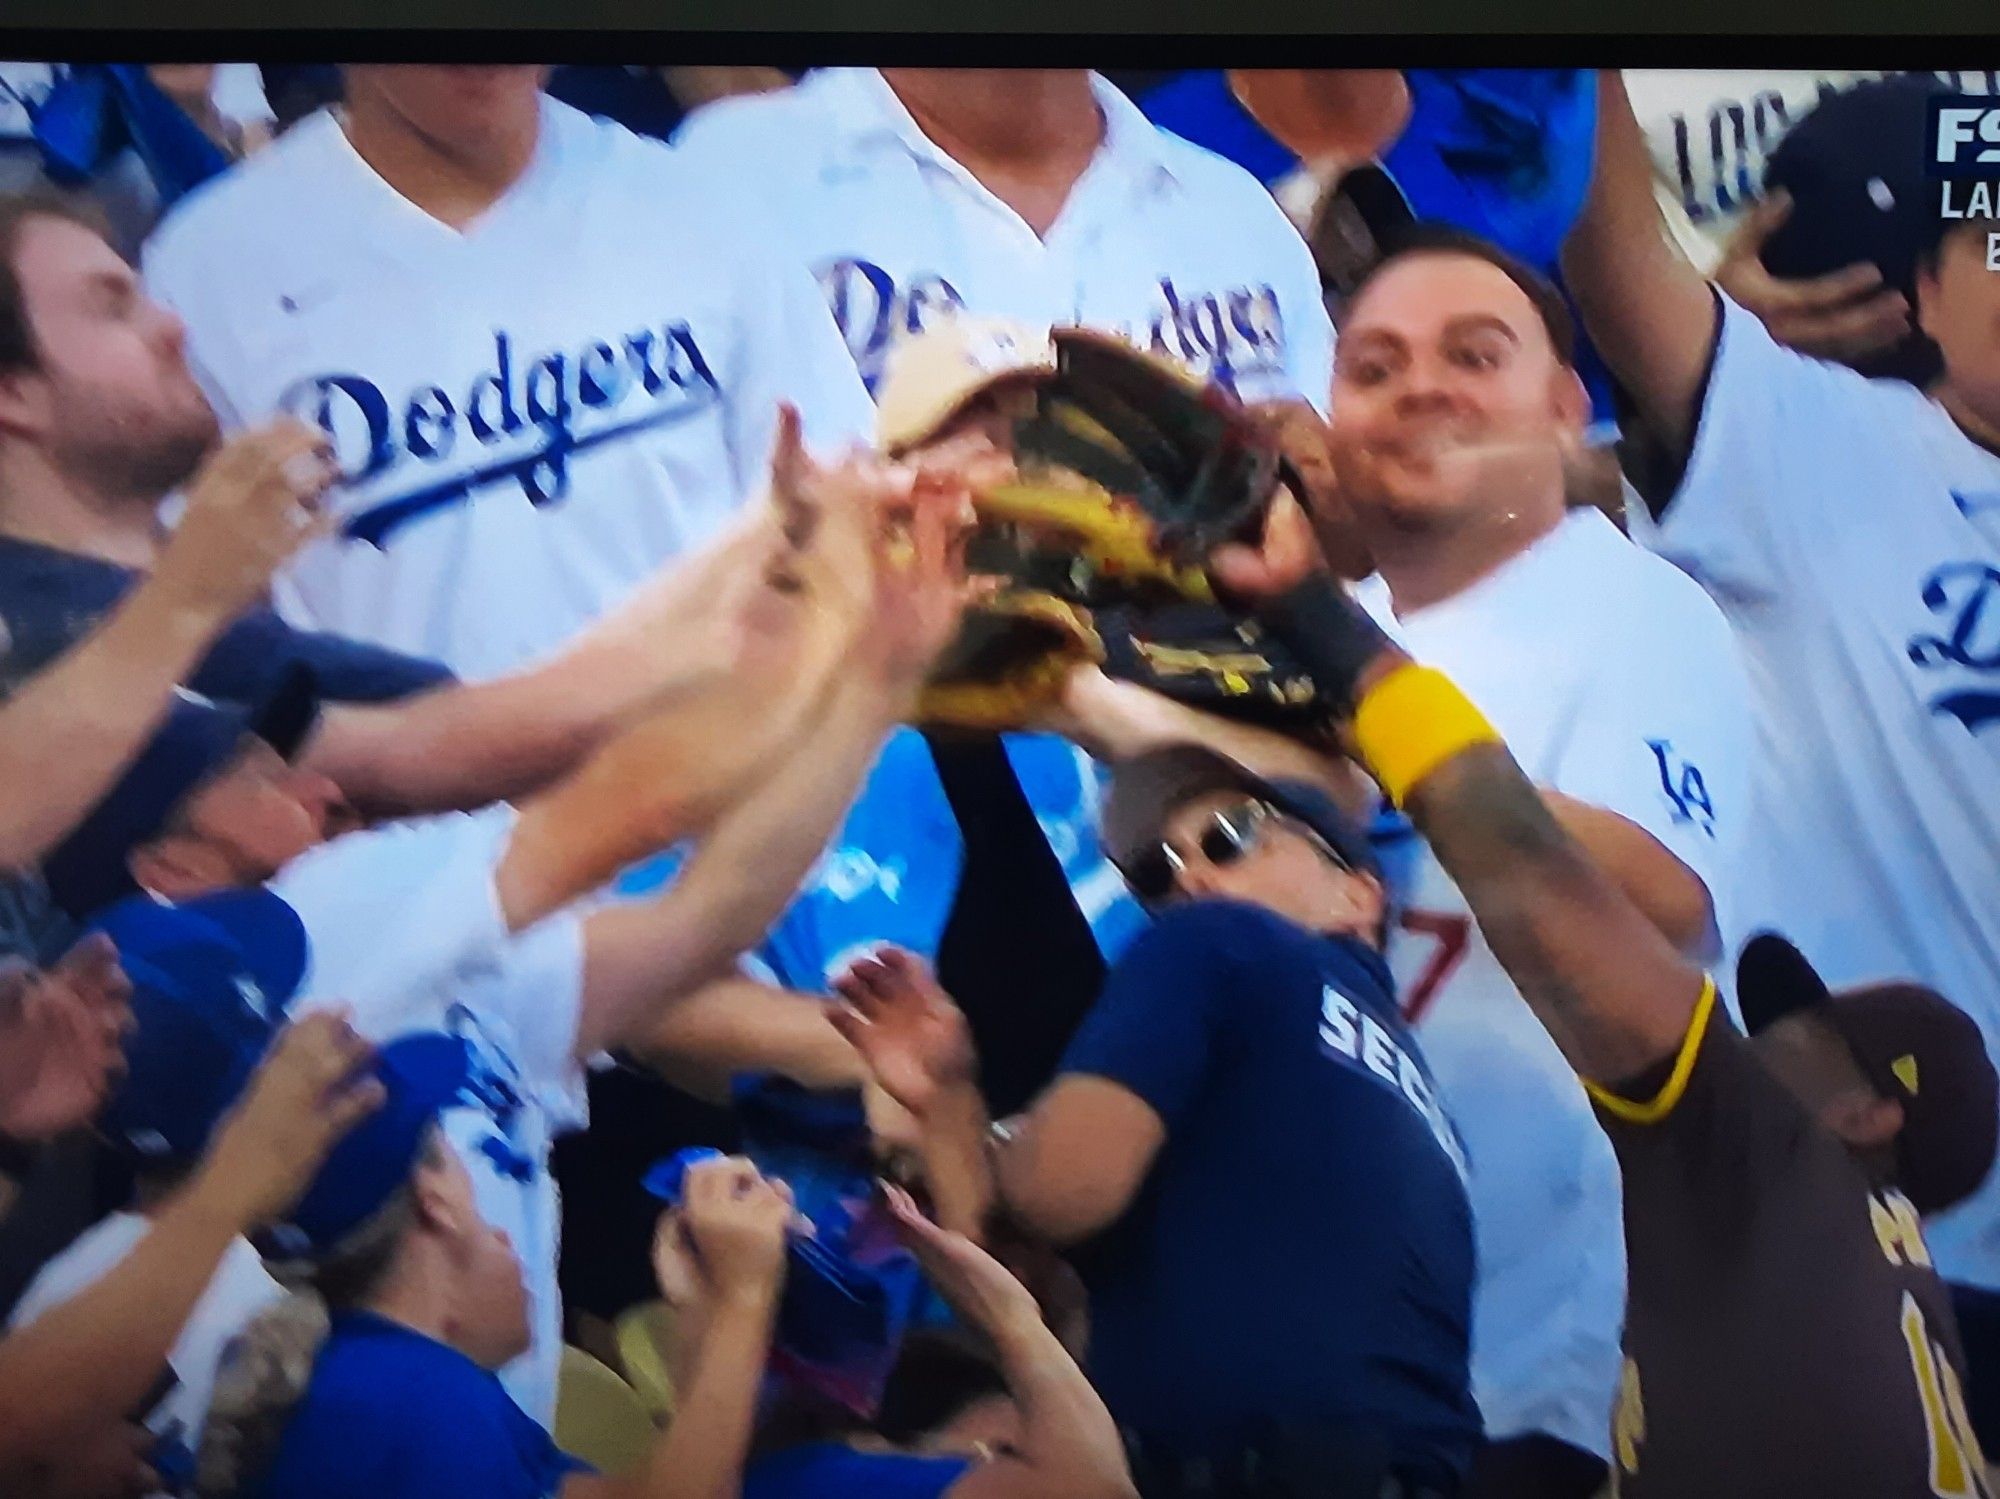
left=27, top=419, right=975, bottom=1431
left=1319, top=225, right=1752, bottom=1497
left=1567, top=66, right=2000, bottom=1445
left=652, top=68, right=1338, bottom=1117
left=143, top=65, right=874, bottom=680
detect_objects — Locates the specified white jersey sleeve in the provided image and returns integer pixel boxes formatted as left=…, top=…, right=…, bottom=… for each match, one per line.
left=1633, top=293, right=1898, bottom=601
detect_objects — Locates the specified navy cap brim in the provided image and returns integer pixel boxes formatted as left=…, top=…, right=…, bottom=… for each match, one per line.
left=1737, top=932, right=1834, bottom=1036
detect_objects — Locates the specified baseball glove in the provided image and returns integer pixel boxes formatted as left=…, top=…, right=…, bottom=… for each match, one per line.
left=967, top=327, right=1303, bottom=608
left=1097, top=602, right=1337, bottom=734
left=915, top=590, right=1105, bottom=732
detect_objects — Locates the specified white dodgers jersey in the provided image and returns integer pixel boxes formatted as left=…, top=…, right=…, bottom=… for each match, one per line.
left=668, top=68, right=1334, bottom=412
left=144, top=98, right=873, bottom=680
left=1357, top=507, right=1754, bottom=1457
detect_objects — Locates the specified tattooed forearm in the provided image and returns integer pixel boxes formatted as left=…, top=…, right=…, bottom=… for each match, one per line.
left=1402, top=745, right=1707, bottom=1082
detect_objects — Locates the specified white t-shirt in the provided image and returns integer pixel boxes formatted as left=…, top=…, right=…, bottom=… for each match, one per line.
left=1356, top=507, right=1754, bottom=1456
left=1623, top=69, right=2000, bottom=273
left=143, top=97, right=874, bottom=680
left=1631, top=294, right=2000, bottom=1290
left=669, top=68, right=1335, bottom=412
left=9, top=1213, right=284, bottom=1498
left=269, top=806, right=589, bottom=1427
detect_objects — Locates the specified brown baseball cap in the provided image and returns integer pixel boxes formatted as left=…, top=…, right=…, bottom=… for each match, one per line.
left=1739, top=933, right=1999, bottom=1215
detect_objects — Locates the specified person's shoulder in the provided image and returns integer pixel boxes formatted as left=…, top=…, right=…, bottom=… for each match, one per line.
left=145, top=111, right=342, bottom=271
left=669, top=75, right=830, bottom=161
left=1560, top=510, right=1741, bottom=661
left=1137, top=897, right=1321, bottom=970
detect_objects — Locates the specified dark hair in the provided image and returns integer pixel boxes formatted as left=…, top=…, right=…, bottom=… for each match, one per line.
left=0, top=190, right=116, bottom=376
left=1343, top=224, right=1579, bottom=367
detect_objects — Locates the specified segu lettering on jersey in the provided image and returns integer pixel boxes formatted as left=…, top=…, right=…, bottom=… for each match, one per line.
left=1908, top=562, right=2000, bottom=733
left=281, top=325, right=722, bottom=549
left=816, top=258, right=966, bottom=395
left=1318, top=984, right=1469, bottom=1178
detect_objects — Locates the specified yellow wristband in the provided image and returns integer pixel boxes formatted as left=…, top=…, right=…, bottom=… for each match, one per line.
left=1352, top=664, right=1504, bottom=807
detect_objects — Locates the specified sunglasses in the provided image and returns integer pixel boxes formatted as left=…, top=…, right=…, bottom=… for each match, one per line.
left=1119, top=798, right=1350, bottom=906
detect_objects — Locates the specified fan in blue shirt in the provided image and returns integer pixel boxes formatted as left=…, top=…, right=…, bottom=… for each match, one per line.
left=833, top=744, right=1479, bottom=1498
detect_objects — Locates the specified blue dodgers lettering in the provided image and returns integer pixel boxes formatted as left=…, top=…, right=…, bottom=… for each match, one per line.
left=281, top=325, right=723, bottom=550
left=1907, top=562, right=2000, bottom=732
left=1647, top=740, right=1717, bottom=839
left=1145, top=279, right=1287, bottom=395
left=1319, top=985, right=1468, bottom=1176
left=815, top=259, right=966, bottom=394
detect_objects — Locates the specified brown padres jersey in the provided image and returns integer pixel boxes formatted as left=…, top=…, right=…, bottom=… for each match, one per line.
left=1588, top=981, right=1991, bottom=1498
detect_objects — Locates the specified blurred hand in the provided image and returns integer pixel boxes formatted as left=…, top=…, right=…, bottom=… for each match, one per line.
left=187, top=1008, right=383, bottom=1231
left=829, top=948, right=978, bottom=1121
left=677, top=1156, right=794, bottom=1306
left=1716, top=191, right=1912, bottom=366
left=0, top=936, right=133, bottom=1143
left=859, top=468, right=977, bottom=695
left=30, top=1419, right=156, bottom=1499
left=153, top=419, right=338, bottom=621
left=1208, top=489, right=1328, bottom=606
left=1247, top=401, right=1374, bottom=582
left=1226, top=70, right=1413, bottom=169
left=882, top=1184, right=1043, bottom=1342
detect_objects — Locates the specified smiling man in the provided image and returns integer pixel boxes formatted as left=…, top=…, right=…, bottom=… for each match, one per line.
left=1314, top=226, right=1754, bottom=1496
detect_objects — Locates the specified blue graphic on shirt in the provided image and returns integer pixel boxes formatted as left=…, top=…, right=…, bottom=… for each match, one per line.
left=278, top=326, right=722, bottom=549
left=1907, top=562, right=2000, bottom=732
left=442, top=1003, right=540, bottom=1186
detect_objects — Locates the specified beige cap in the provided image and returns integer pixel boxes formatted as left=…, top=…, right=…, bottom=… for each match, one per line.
left=875, top=315, right=1057, bottom=455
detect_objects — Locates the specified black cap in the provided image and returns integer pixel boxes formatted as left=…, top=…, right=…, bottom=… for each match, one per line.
left=1740, top=933, right=1998, bottom=1215
left=1760, top=74, right=1950, bottom=385
left=1103, top=744, right=1381, bottom=893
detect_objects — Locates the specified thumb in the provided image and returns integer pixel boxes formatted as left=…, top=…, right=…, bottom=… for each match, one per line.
left=766, top=404, right=816, bottom=548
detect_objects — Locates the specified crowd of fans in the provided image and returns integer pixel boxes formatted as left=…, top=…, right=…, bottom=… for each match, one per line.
left=0, top=60, right=1994, bottom=1499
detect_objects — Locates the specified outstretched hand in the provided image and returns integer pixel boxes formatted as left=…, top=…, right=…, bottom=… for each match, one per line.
left=829, top=947, right=978, bottom=1122
left=881, top=1182, right=1043, bottom=1342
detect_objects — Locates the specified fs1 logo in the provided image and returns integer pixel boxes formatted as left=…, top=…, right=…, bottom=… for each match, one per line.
left=1928, top=97, right=2000, bottom=266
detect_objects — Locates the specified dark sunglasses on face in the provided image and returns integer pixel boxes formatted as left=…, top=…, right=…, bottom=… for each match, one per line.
left=1119, top=798, right=1349, bottom=906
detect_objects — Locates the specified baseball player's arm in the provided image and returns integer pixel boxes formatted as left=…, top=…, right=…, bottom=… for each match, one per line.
left=1048, top=665, right=1374, bottom=820
left=1242, top=572, right=1710, bottom=1086
left=1561, top=70, right=1720, bottom=471
left=1543, top=794, right=1715, bottom=958
left=624, top=976, right=866, bottom=1103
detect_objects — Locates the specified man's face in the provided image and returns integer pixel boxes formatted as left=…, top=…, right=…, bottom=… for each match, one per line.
left=1146, top=789, right=1382, bottom=940
left=147, top=740, right=348, bottom=893
left=342, top=66, right=551, bottom=153
left=1329, top=252, right=1586, bottom=532
left=1918, top=224, right=2000, bottom=439
left=3, top=216, right=218, bottom=496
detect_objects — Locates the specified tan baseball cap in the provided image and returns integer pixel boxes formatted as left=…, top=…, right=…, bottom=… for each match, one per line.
left=874, top=315, right=1057, bottom=455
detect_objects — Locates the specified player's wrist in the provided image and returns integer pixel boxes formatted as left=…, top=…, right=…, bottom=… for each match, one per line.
left=1256, top=574, right=1407, bottom=715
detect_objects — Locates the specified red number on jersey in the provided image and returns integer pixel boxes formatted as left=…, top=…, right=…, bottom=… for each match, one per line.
left=1397, top=910, right=1472, bottom=1025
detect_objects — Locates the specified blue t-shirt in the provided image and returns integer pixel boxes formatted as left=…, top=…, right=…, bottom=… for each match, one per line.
left=0, top=535, right=455, bottom=704
left=744, top=1443, right=971, bottom=1499
left=247, top=1312, right=585, bottom=1499
left=1058, top=899, right=1477, bottom=1481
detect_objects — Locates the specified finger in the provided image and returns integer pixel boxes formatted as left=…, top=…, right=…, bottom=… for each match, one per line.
left=1724, top=187, right=1794, bottom=258
left=1767, top=261, right=1891, bottom=315
left=320, top=1074, right=386, bottom=1141
left=51, top=932, right=119, bottom=987
left=826, top=1002, right=871, bottom=1047
left=1777, top=289, right=1913, bottom=357
left=766, top=404, right=816, bottom=548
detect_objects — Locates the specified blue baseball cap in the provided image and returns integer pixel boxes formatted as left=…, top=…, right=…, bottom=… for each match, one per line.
left=265, top=1032, right=472, bottom=1262
left=44, top=666, right=322, bottom=923
left=90, top=889, right=311, bottom=1167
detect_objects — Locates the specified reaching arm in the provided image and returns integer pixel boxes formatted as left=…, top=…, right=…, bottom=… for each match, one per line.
left=0, top=421, right=335, bottom=870
left=0, top=1013, right=379, bottom=1470
left=628, top=976, right=864, bottom=1104
left=302, top=514, right=785, bottom=816
left=1560, top=70, right=1720, bottom=472
left=883, top=1187, right=1137, bottom=1499
left=1545, top=793, right=1715, bottom=959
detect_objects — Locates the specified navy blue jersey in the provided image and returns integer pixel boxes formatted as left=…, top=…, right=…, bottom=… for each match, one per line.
left=0, top=536, right=454, bottom=705
left=247, top=1312, right=584, bottom=1499
left=1059, top=899, right=1477, bottom=1483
